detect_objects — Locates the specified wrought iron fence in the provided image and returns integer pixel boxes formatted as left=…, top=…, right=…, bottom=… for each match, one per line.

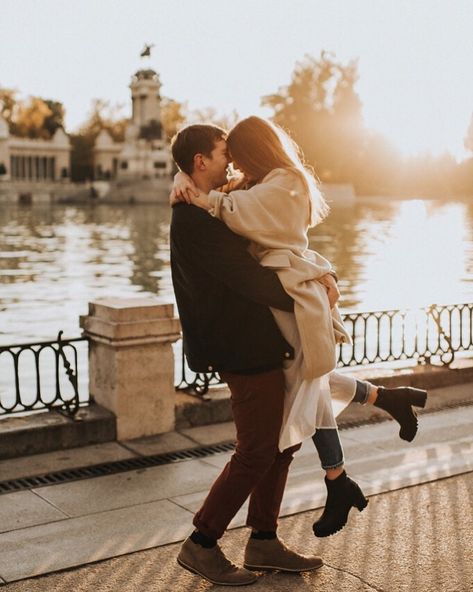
left=2, top=303, right=472, bottom=411
left=176, top=303, right=473, bottom=396
left=0, top=332, right=88, bottom=418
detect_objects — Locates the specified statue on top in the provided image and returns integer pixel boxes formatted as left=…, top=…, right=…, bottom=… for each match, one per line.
left=140, top=44, right=154, bottom=58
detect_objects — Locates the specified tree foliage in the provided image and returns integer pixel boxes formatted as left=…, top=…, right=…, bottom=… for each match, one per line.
left=263, top=52, right=473, bottom=196
left=187, top=106, right=239, bottom=131
left=69, top=134, right=95, bottom=182
left=161, top=98, right=187, bottom=141
left=0, top=88, right=17, bottom=127
left=0, top=89, right=65, bottom=139
left=69, top=99, right=128, bottom=181
left=3, top=69, right=472, bottom=195
left=465, top=113, right=473, bottom=154
left=42, top=100, right=66, bottom=138
left=262, top=52, right=365, bottom=183
left=161, top=99, right=238, bottom=139
left=78, top=99, right=128, bottom=142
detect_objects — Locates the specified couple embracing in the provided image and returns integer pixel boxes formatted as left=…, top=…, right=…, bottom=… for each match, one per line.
left=169, top=116, right=427, bottom=586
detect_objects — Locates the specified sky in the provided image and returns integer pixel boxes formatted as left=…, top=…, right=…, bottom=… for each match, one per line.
left=1, top=0, right=473, bottom=159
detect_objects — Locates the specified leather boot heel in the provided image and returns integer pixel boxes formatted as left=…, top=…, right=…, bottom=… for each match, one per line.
left=354, top=488, right=369, bottom=511
left=410, top=388, right=427, bottom=408
left=374, top=386, right=429, bottom=442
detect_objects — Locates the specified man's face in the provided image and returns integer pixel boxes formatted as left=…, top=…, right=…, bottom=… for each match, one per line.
left=203, top=139, right=230, bottom=189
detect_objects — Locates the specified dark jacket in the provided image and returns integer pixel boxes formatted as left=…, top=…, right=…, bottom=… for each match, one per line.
left=170, top=203, right=294, bottom=373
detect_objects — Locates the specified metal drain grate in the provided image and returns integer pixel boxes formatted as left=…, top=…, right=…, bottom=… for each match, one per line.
left=0, top=441, right=236, bottom=495
left=1, top=398, right=472, bottom=496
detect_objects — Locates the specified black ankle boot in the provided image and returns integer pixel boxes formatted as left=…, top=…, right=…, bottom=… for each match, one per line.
left=374, top=387, right=428, bottom=442
left=312, top=471, right=368, bottom=538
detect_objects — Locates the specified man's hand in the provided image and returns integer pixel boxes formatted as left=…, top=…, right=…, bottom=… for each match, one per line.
left=169, top=171, right=199, bottom=205
left=318, top=273, right=340, bottom=309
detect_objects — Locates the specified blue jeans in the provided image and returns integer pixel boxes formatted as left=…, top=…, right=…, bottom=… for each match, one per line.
left=312, top=380, right=370, bottom=470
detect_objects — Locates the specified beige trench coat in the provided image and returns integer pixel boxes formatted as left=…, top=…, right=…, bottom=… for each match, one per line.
left=208, top=168, right=352, bottom=380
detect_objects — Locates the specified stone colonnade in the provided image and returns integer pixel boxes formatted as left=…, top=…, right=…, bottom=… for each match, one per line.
left=10, top=154, right=57, bottom=181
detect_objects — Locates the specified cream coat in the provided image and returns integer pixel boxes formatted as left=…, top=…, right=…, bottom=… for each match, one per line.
left=208, top=168, right=352, bottom=380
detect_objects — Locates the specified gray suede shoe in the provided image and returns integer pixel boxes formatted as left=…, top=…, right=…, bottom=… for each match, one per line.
left=177, top=537, right=257, bottom=586
left=244, top=537, right=323, bottom=573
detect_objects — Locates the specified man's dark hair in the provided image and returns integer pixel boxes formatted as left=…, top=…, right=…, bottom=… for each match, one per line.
left=171, top=124, right=227, bottom=175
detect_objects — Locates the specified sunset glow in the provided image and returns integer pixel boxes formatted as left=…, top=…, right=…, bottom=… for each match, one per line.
left=1, top=0, right=473, bottom=158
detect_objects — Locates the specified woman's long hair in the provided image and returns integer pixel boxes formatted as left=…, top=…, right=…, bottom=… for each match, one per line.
left=227, top=116, right=329, bottom=226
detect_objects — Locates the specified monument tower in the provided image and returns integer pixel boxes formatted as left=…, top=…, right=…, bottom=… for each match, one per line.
left=130, top=68, right=163, bottom=136
left=93, top=43, right=172, bottom=187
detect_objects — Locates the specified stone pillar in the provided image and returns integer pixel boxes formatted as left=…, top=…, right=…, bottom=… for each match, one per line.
left=80, top=298, right=181, bottom=440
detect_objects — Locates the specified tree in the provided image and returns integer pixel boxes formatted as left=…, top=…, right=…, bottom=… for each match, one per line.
left=328, top=60, right=365, bottom=182
left=262, top=52, right=366, bottom=184
left=79, top=99, right=128, bottom=142
left=455, top=157, right=473, bottom=196
left=42, top=100, right=65, bottom=138
left=14, top=96, right=65, bottom=139
left=161, top=99, right=239, bottom=139
left=69, top=134, right=95, bottom=182
left=14, top=97, right=52, bottom=139
left=355, top=132, right=402, bottom=195
left=71, top=99, right=128, bottom=180
left=0, top=91, right=65, bottom=139
left=465, top=113, right=473, bottom=154
left=161, top=98, right=187, bottom=141
left=187, top=106, right=239, bottom=131
left=0, top=88, right=17, bottom=129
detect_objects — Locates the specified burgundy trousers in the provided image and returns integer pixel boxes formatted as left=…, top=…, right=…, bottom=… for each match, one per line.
left=193, top=368, right=301, bottom=540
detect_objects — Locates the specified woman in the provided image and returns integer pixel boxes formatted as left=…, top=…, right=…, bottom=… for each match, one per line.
left=172, top=116, right=427, bottom=537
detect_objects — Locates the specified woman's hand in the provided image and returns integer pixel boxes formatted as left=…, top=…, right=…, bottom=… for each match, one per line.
left=318, top=273, right=340, bottom=309
left=188, top=191, right=211, bottom=210
left=169, top=171, right=199, bottom=205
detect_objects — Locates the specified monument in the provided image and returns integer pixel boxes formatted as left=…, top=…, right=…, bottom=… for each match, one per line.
left=91, top=45, right=173, bottom=202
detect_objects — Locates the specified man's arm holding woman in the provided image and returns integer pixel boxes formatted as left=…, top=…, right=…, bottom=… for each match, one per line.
left=172, top=204, right=294, bottom=312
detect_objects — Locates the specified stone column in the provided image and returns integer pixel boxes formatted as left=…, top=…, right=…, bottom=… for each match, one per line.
left=80, top=298, right=181, bottom=440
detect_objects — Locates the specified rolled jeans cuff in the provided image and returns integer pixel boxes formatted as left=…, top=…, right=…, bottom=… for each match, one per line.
left=353, top=380, right=371, bottom=405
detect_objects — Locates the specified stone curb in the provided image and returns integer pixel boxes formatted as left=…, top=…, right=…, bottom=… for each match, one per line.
left=2, top=361, right=473, bottom=461
left=175, top=360, right=473, bottom=429
left=0, top=404, right=116, bottom=461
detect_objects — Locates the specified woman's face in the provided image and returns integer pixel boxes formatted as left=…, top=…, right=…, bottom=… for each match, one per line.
left=230, top=155, right=253, bottom=181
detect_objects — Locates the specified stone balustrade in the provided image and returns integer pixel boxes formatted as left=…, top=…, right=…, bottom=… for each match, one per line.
left=80, top=298, right=181, bottom=440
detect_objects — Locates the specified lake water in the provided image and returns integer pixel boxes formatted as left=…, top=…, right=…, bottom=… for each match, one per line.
left=1, top=197, right=473, bottom=345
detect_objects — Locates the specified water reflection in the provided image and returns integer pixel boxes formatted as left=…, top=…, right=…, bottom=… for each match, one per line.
left=310, top=197, right=473, bottom=311
left=1, top=198, right=473, bottom=345
left=361, top=200, right=467, bottom=309
left=0, top=204, right=171, bottom=344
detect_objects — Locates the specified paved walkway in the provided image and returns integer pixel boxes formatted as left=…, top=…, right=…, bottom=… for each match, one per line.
left=2, top=473, right=472, bottom=592
left=0, top=385, right=472, bottom=590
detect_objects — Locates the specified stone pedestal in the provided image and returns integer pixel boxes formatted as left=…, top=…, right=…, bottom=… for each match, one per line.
left=80, top=298, right=181, bottom=440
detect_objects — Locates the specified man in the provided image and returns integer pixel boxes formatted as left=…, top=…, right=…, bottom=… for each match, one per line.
left=170, top=124, right=324, bottom=586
